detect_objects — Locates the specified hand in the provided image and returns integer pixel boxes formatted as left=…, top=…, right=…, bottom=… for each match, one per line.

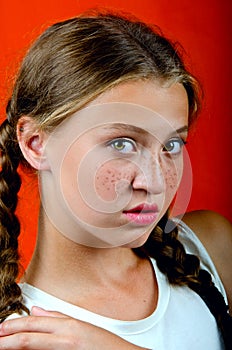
left=0, top=307, right=148, bottom=349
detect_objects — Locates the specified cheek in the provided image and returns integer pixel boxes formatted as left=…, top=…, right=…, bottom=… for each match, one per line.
left=163, top=160, right=183, bottom=196
left=164, top=167, right=178, bottom=190
left=95, top=163, right=134, bottom=201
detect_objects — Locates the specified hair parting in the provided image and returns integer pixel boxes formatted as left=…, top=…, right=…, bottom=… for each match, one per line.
left=0, top=11, right=230, bottom=348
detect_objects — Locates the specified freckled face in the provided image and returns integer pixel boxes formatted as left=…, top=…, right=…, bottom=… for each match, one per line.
left=95, top=167, right=133, bottom=201
left=40, top=80, right=189, bottom=247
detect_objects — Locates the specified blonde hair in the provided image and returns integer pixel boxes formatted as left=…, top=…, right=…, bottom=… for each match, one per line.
left=7, top=13, right=199, bottom=133
left=0, top=11, right=204, bottom=324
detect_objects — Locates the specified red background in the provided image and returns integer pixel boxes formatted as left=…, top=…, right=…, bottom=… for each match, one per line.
left=0, top=0, right=231, bottom=268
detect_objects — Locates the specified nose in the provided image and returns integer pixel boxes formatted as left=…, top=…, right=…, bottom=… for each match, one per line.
left=132, top=154, right=165, bottom=195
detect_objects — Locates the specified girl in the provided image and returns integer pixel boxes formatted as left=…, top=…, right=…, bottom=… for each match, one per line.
left=0, top=12, right=231, bottom=350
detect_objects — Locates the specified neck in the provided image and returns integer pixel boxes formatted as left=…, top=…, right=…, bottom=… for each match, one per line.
left=23, top=208, right=142, bottom=299
left=22, top=208, right=158, bottom=320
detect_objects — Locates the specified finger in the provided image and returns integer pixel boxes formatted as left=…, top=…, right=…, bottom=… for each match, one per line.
left=0, top=316, right=70, bottom=336
left=31, top=306, right=68, bottom=318
left=0, top=332, right=74, bottom=350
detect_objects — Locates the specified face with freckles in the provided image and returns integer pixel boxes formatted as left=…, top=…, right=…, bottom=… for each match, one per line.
left=39, top=80, right=189, bottom=248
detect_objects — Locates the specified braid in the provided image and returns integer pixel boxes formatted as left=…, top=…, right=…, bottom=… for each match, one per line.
left=0, top=119, right=29, bottom=322
left=135, top=214, right=232, bottom=349
left=190, top=270, right=232, bottom=348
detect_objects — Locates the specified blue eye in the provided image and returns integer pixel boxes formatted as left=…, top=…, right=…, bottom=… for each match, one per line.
left=108, top=138, right=137, bottom=153
left=163, top=138, right=186, bottom=155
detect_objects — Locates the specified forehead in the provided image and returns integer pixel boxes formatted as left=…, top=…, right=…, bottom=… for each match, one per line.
left=45, top=80, right=188, bottom=155
left=48, top=80, right=188, bottom=142
left=100, top=122, right=188, bottom=138
left=47, top=101, right=188, bottom=155
left=88, top=80, right=189, bottom=126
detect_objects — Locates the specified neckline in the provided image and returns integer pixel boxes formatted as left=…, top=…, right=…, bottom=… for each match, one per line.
left=20, top=259, right=170, bottom=335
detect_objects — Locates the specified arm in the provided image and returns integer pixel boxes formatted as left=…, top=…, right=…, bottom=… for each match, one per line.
left=182, top=210, right=232, bottom=314
left=0, top=307, right=150, bottom=350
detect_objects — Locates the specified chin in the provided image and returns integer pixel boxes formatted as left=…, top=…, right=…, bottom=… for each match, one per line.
left=122, top=232, right=150, bottom=248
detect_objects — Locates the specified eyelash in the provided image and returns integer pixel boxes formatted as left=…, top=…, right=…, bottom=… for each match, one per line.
left=162, top=138, right=187, bottom=155
left=106, top=137, right=187, bottom=155
left=106, top=138, right=137, bottom=154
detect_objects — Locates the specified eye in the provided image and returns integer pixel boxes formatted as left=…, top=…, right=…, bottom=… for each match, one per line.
left=163, top=138, right=186, bottom=155
left=107, top=138, right=137, bottom=154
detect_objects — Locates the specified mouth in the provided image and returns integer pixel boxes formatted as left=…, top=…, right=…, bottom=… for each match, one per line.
left=123, top=203, right=159, bottom=226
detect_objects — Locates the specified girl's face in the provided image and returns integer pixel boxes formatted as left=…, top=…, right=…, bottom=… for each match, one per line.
left=40, top=80, right=189, bottom=248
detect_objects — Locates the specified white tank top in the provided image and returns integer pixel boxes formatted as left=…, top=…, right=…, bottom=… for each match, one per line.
left=9, top=220, right=227, bottom=349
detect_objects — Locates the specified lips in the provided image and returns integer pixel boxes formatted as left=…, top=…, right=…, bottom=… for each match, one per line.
left=123, top=203, right=159, bottom=225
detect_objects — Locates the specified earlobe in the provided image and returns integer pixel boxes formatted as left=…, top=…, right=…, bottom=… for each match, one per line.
left=17, top=116, right=50, bottom=170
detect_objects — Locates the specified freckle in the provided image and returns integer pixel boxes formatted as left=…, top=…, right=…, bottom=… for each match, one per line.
left=107, top=187, right=110, bottom=190
left=107, top=170, right=111, bottom=174
left=111, top=180, right=115, bottom=183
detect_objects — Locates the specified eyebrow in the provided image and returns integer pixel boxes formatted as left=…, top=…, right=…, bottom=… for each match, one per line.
left=172, top=125, right=189, bottom=134
left=102, top=123, right=189, bottom=136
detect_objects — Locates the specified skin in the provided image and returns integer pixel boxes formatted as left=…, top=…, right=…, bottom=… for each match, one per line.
left=182, top=210, right=232, bottom=314
left=0, top=80, right=231, bottom=349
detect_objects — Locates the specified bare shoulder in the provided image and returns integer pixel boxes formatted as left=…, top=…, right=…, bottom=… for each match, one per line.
left=182, top=210, right=232, bottom=313
left=181, top=210, right=232, bottom=246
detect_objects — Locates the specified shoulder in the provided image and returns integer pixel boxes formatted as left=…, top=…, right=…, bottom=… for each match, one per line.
left=181, top=210, right=232, bottom=256
left=181, top=210, right=232, bottom=313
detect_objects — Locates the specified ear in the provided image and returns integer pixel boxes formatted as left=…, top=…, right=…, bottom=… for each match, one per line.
left=17, top=116, right=50, bottom=170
